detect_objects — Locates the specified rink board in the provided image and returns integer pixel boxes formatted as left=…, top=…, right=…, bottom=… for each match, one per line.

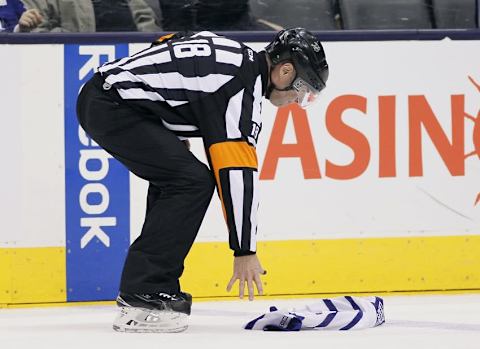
left=1, top=236, right=480, bottom=304
left=1, top=36, right=480, bottom=304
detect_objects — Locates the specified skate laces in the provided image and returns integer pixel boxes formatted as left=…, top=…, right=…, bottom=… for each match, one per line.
left=141, top=292, right=182, bottom=301
left=136, top=292, right=189, bottom=302
left=157, top=292, right=177, bottom=300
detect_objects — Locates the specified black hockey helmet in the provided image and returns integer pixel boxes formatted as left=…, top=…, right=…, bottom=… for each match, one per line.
left=265, top=28, right=329, bottom=107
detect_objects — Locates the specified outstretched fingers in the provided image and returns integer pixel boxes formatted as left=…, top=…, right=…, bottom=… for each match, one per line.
left=254, top=273, right=264, bottom=296
left=226, top=275, right=237, bottom=292
left=247, top=278, right=255, bottom=301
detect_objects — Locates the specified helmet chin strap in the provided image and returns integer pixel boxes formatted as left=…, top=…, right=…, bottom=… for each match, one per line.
left=265, top=81, right=274, bottom=99
left=265, top=65, right=277, bottom=99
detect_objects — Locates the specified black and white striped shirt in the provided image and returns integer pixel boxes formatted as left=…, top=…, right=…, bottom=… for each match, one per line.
left=98, top=31, right=268, bottom=255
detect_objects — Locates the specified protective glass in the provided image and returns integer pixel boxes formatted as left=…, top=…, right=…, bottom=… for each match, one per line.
left=292, top=78, right=320, bottom=108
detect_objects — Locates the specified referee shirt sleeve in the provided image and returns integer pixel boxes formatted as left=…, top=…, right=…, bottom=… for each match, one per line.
left=206, top=75, right=263, bottom=256
left=209, top=142, right=259, bottom=256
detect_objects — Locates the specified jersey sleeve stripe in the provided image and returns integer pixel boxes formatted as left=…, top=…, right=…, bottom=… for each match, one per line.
left=99, top=55, right=132, bottom=73
left=245, top=75, right=263, bottom=146
left=238, top=84, right=255, bottom=146
left=99, top=44, right=168, bottom=72
left=111, top=80, right=208, bottom=103
left=163, top=72, right=234, bottom=92
left=209, top=141, right=258, bottom=173
left=108, top=72, right=234, bottom=93
left=166, top=100, right=189, bottom=107
left=219, top=170, right=239, bottom=250
left=119, top=50, right=172, bottom=70
left=161, top=120, right=198, bottom=132
left=192, top=31, right=219, bottom=37
left=116, top=44, right=169, bottom=67
left=208, top=141, right=258, bottom=250
left=212, top=37, right=242, bottom=48
left=106, top=61, right=238, bottom=79
left=252, top=75, right=263, bottom=126
left=117, top=88, right=165, bottom=101
left=229, top=170, right=245, bottom=248
left=215, top=49, right=243, bottom=67
left=172, top=38, right=209, bottom=45
left=225, top=88, right=244, bottom=139
left=241, top=170, right=254, bottom=251
left=249, top=171, right=259, bottom=252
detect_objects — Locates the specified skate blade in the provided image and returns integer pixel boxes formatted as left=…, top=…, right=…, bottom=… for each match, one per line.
left=113, top=307, right=188, bottom=333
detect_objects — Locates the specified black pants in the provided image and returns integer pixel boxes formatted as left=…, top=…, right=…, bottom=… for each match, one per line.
left=76, top=74, right=215, bottom=294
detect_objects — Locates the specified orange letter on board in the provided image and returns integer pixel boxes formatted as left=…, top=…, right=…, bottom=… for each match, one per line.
left=325, top=95, right=371, bottom=179
left=378, top=96, right=397, bottom=178
left=260, top=104, right=321, bottom=180
left=409, top=95, right=465, bottom=176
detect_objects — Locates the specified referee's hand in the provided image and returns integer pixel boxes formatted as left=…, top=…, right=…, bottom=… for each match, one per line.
left=227, top=254, right=266, bottom=301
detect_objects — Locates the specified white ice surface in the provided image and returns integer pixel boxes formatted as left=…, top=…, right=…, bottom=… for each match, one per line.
left=1, top=294, right=480, bottom=349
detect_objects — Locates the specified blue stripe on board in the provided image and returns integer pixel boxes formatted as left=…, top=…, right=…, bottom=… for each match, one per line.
left=64, top=44, right=130, bottom=301
left=340, top=296, right=364, bottom=330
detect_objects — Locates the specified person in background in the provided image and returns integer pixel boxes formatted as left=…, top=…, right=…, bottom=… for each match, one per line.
left=158, top=0, right=276, bottom=31
left=0, top=0, right=42, bottom=32
left=22, top=0, right=160, bottom=32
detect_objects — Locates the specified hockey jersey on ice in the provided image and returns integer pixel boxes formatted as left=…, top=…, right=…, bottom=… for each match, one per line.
left=245, top=296, right=385, bottom=331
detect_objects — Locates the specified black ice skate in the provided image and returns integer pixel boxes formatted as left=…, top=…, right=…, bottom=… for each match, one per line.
left=113, top=292, right=192, bottom=333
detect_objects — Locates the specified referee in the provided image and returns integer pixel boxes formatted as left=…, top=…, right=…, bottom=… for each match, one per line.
left=76, top=28, right=328, bottom=332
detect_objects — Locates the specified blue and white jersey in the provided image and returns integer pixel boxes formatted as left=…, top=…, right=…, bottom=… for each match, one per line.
left=245, top=296, right=385, bottom=331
